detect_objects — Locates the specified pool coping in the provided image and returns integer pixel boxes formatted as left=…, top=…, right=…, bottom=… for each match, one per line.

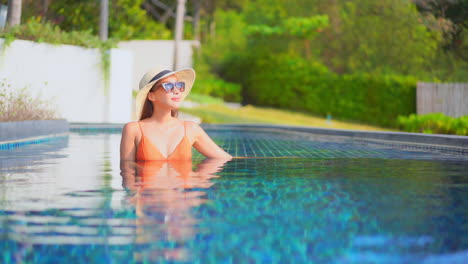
left=68, top=123, right=468, bottom=149
left=203, top=124, right=468, bottom=149
left=0, top=120, right=69, bottom=149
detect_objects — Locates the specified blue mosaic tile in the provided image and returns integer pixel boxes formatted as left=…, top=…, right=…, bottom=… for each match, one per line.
left=201, top=128, right=468, bottom=161
left=0, top=136, right=67, bottom=151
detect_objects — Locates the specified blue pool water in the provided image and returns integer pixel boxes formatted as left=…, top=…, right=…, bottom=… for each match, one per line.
left=1, top=127, right=467, bottom=263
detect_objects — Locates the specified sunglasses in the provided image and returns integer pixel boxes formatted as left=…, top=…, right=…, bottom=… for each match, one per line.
left=160, top=81, right=186, bottom=93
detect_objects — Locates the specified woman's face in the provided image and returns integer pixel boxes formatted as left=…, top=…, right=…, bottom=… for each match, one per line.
left=148, top=75, right=186, bottom=110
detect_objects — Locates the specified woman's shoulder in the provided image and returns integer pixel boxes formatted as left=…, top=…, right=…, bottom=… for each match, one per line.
left=183, top=120, right=202, bottom=131
left=122, top=121, right=140, bottom=134
left=183, top=120, right=205, bottom=138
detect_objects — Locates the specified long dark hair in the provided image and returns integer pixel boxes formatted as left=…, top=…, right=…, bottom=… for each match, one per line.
left=139, top=81, right=179, bottom=120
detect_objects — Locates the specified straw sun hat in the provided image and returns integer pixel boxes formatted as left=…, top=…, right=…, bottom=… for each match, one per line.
left=135, top=65, right=196, bottom=120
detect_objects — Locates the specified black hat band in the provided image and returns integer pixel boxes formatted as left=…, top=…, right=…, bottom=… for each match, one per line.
left=148, top=70, right=172, bottom=84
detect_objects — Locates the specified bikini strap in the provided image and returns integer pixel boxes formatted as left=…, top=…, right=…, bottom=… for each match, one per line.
left=137, top=121, right=144, bottom=137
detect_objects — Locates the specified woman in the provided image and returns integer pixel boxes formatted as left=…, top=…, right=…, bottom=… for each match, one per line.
left=120, top=65, right=232, bottom=166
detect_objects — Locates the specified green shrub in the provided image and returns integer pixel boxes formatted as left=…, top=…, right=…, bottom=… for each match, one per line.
left=0, top=17, right=117, bottom=50
left=227, top=55, right=416, bottom=127
left=398, top=113, right=468, bottom=135
left=193, top=55, right=242, bottom=102
left=194, top=77, right=241, bottom=102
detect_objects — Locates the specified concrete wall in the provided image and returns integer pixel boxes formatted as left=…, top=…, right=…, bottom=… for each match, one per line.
left=0, top=39, right=133, bottom=123
left=118, top=40, right=197, bottom=90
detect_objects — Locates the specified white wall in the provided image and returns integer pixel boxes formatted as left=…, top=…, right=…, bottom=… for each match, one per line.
left=0, top=39, right=133, bottom=123
left=118, top=40, right=197, bottom=90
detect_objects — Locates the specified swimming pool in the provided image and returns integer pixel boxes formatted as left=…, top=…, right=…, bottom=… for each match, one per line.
left=1, top=125, right=467, bottom=263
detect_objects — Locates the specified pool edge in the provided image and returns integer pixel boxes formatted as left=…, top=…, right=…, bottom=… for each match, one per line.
left=68, top=123, right=468, bottom=149
left=202, top=124, right=468, bottom=149
left=0, top=120, right=69, bottom=149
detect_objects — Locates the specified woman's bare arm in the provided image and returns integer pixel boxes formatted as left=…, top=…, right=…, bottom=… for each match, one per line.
left=120, top=122, right=138, bottom=171
left=190, top=122, right=233, bottom=159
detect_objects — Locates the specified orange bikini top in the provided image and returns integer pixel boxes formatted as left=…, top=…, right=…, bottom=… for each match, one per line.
left=136, top=121, right=192, bottom=161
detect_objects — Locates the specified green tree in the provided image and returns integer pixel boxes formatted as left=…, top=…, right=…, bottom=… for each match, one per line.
left=413, top=0, right=468, bottom=81
left=414, top=0, right=468, bottom=57
left=331, top=0, right=441, bottom=75
left=16, top=0, right=171, bottom=40
left=247, top=15, right=329, bottom=59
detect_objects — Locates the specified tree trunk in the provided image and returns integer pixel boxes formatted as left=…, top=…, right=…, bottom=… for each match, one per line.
left=100, top=0, right=109, bottom=41
left=42, top=0, right=49, bottom=16
left=209, top=20, right=216, bottom=41
left=173, top=0, right=186, bottom=70
left=6, top=0, right=22, bottom=27
left=192, top=0, right=201, bottom=42
left=304, top=39, right=311, bottom=60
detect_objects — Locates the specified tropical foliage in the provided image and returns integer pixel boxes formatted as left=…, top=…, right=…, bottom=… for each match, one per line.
left=398, top=113, right=468, bottom=135
left=0, top=17, right=116, bottom=49
left=234, top=55, right=417, bottom=127
left=6, top=0, right=171, bottom=40
left=193, top=0, right=467, bottom=127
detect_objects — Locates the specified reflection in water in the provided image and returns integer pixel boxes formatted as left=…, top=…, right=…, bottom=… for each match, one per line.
left=0, top=136, right=69, bottom=172
left=120, top=158, right=230, bottom=262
